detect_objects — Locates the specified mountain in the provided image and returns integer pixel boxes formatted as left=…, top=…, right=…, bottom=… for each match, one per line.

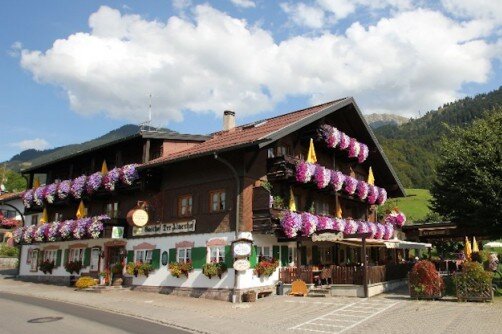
left=4, top=124, right=143, bottom=172
left=375, top=86, right=502, bottom=189
left=364, top=113, right=410, bottom=129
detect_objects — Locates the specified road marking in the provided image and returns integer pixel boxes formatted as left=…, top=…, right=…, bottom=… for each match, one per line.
left=337, top=301, right=399, bottom=333
left=285, top=300, right=348, bottom=306
left=289, top=302, right=358, bottom=330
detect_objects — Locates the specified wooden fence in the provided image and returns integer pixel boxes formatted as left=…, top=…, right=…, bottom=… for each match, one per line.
left=280, top=263, right=412, bottom=285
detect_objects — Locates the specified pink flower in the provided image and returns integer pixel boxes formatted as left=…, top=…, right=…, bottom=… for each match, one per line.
left=301, top=212, right=318, bottom=236
left=357, top=181, right=369, bottom=200
left=367, top=186, right=379, bottom=204
left=333, top=218, right=346, bottom=232
left=344, top=177, right=358, bottom=195
left=348, top=138, right=361, bottom=158
left=376, top=188, right=388, bottom=205
left=280, top=212, right=302, bottom=238
left=344, top=219, right=358, bottom=235
left=330, top=171, right=345, bottom=192
left=374, top=223, right=386, bottom=239
left=383, top=223, right=394, bottom=240
left=315, top=166, right=331, bottom=189
left=317, top=216, right=334, bottom=231
left=358, top=144, right=369, bottom=163
left=339, top=132, right=350, bottom=150
left=296, top=161, right=314, bottom=183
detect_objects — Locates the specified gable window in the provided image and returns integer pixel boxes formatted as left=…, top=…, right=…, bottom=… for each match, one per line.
left=135, top=249, right=153, bottom=264
left=44, top=249, right=57, bottom=263
left=178, top=195, right=193, bottom=217
left=177, top=248, right=192, bottom=263
left=209, top=246, right=225, bottom=263
left=105, top=202, right=119, bottom=219
left=69, top=248, right=84, bottom=262
left=210, top=190, right=226, bottom=212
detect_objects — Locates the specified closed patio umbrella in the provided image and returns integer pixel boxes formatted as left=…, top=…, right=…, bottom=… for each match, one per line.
left=464, top=236, right=472, bottom=260
left=472, top=237, right=479, bottom=253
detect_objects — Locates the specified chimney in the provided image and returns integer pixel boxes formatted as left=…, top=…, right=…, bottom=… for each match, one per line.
left=223, top=110, right=236, bottom=131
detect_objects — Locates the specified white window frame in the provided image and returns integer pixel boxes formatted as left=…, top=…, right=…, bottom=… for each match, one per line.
left=135, top=249, right=153, bottom=264
left=259, top=246, right=272, bottom=260
left=69, top=248, right=84, bottom=262
left=288, top=247, right=296, bottom=266
left=177, top=248, right=192, bottom=263
left=43, top=250, right=57, bottom=263
left=208, top=246, right=225, bottom=263
left=105, top=202, right=119, bottom=219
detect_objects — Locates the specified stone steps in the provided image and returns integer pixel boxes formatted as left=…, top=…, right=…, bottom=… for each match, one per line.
left=307, top=287, right=330, bottom=298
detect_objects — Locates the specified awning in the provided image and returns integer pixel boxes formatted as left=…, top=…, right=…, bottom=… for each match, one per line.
left=336, top=238, right=431, bottom=249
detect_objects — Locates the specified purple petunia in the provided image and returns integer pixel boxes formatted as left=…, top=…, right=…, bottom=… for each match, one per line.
left=317, top=216, right=334, bottom=231
left=314, top=165, right=331, bottom=189
left=357, top=221, right=369, bottom=234
left=357, top=181, right=369, bottom=200
left=333, top=218, right=346, bottom=233
left=330, top=171, right=345, bottom=192
left=57, top=180, right=71, bottom=200
left=280, top=212, right=302, bottom=238
left=376, top=188, right=388, bottom=205
left=86, top=172, right=103, bottom=194
left=383, top=223, right=394, bottom=240
left=321, top=124, right=341, bottom=149
left=73, top=218, right=91, bottom=239
left=385, top=210, right=407, bottom=228
left=87, top=217, right=105, bottom=239
left=344, top=177, right=358, bottom=195
left=358, top=144, right=369, bottom=163
left=339, top=132, right=350, bottom=150
left=34, top=224, right=48, bottom=242
left=12, top=227, right=25, bottom=244
left=47, top=222, right=61, bottom=242
left=44, top=183, right=58, bottom=204
left=348, top=138, right=361, bottom=158
left=34, top=185, right=46, bottom=206
left=103, top=167, right=120, bottom=191
left=296, top=161, right=315, bottom=183
left=120, top=164, right=139, bottom=185
left=344, top=219, right=358, bottom=235
left=22, top=189, right=34, bottom=208
left=59, top=220, right=75, bottom=239
left=71, top=175, right=86, bottom=199
left=374, top=223, right=386, bottom=239
left=23, top=225, right=36, bottom=244
left=367, top=185, right=379, bottom=204
left=301, top=212, right=318, bottom=236
left=367, top=222, right=377, bottom=239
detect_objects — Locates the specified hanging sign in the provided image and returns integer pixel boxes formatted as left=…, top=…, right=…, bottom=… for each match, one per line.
left=112, top=226, right=125, bottom=239
left=233, top=242, right=252, bottom=257
left=132, top=220, right=196, bottom=237
left=233, top=259, right=251, bottom=271
left=131, top=209, right=149, bottom=227
left=312, top=231, right=343, bottom=242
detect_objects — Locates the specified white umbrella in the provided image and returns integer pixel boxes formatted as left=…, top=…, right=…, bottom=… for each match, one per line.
left=485, top=241, right=502, bottom=248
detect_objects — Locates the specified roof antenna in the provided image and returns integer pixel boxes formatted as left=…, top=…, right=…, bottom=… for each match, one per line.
left=141, top=93, right=157, bottom=132
left=148, top=93, right=152, bottom=125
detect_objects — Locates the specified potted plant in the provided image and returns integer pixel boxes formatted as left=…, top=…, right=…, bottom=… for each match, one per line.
left=202, top=262, right=228, bottom=279
left=169, top=261, right=193, bottom=278
left=254, top=259, right=279, bottom=278
left=272, top=196, right=284, bottom=210
left=409, top=260, right=444, bottom=299
left=126, top=262, right=154, bottom=277
left=453, top=261, right=493, bottom=302
left=64, top=260, right=83, bottom=275
left=98, top=271, right=107, bottom=285
left=39, top=259, right=55, bottom=274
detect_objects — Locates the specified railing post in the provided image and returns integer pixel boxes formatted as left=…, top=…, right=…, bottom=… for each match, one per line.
left=362, top=236, right=368, bottom=298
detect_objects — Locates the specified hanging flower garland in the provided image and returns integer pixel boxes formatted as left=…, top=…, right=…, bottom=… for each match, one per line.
left=47, top=222, right=61, bottom=242
left=301, top=212, right=318, bottom=236
left=333, top=218, right=346, bottom=232
left=357, top=181, right=369, bottom=200
left=22, top=189, right=34, bottom=208
left=59, top=220, right=75, bottom=240
left=71, top=175, right=87, bottom=199
left=384, top=209, right=407, bottom=228
left=280, top=211, right=302, bottom=238
left=317, top=216, right=334, bottom=231
left=376, top=188, right=387, bottom=205
left=320, top=124, right=369, bottom=163
left=367, top=222, right=377, bottom=239
left=344, top=219, right=358, bottom=235
left=383, top=223, right=395, bottom=240
left=44, top=183, right=58, bottom=204
left=13, top=227, right=24, bottom=244
left=34, top=186, right=46, bottom=206
left=103, top=167, right=120, bottom=191
left=73, top=218, right=91, bottom=239
left=374, top=223, right=385, bottom=239
left=121, top=164, right=139, bottom=185
left=344, top=176, right=358, bottom=195
left=367, top=185, right=379, bottom=204
left=57, top=180, right=71, bottom=200
left=330, top=170, right=345, bottom=192
left=296, top=161, right=315, bottom=183
left=314, top=166, right=331, bottom=189
left=357, top=221, right=369, bottom=234
left=23, top=225, right=36, bottom=244
left=33, top=224, right=49, bottom=242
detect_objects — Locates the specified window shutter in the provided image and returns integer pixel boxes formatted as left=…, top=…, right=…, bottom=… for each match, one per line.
left=224, top=245, right=233, bottom=268
left=39, top=250, right=45, bottom=266
left=56, top=249, right=62, bottom=267
left=191, top=247, right=206, bottom=269
left=273, top=246, right=280, bottom=261
left=83, top=248, right=91, bottom=266
left=169, top=248, right=177, bottom=263
left=127, top=250, right=134, bottom=264
left=151, top=249, right=161, bottom=269
left=249, top=245, right=259, bottom=267
left=64, top=249, right=69, bottom=264
left=300, top=246, right=307, bottom=266
left=280, top=246, right=289, bottom=267
left=312, top=246, right=320, bottom=265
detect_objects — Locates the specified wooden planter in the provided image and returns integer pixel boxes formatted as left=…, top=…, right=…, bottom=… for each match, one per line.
left=242, top=291, right=256, bottom=302
left=457, top=289, right=493, bottom=302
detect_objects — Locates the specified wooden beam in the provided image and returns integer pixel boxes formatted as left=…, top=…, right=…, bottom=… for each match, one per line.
left=362, top=236, right=368, bottom=298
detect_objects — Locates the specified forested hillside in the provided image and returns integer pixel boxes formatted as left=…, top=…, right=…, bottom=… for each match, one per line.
left=376, top=86, right=502, bottom=188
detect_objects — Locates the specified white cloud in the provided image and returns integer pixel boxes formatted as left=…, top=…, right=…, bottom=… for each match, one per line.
left=281, top=2, right=325, bottom=29
left=230, top=0, right=256, bottom=9
left=11, top=138, right=50, bottom=151
left=19, top=5, right=499, bottom=122
left=442, top=0, right=502, bottom=24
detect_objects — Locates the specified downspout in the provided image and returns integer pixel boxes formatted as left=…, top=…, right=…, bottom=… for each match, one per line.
left=213, top=152, right=240, bottom=303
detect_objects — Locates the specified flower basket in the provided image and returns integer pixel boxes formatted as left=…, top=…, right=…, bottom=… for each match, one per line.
left=202, top=262, right=227, bottom=279
left=64, top=260, right=83, bottom=275
left=169, top=262, right=193, bottom=278
left=254, top=259, right=279, bottom=278
left=127, top=262, right=154, bottom=277
left=39, top=260, right=55, bottom=275
left=409, top=260, right=444, bottom=300
left=453, top=261, right=493, bottom=302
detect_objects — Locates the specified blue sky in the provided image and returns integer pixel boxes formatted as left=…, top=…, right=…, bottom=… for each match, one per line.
left=1, top=0, right=501, bottom=161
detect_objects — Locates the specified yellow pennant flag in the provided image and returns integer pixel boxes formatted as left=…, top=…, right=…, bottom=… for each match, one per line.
left=289, top=187, right=296, bottom=212
left=101, top=160, right=108, bottom=174
left=367, top=166, right=375, bottom=185
left=306, top=138, right=317, bottom=163
left=335, top=197, right=342, bottom=218
left=76, top=200, right=87, bottom=219
left=40, top=207, right=49, bottom=224
left=472, top=236, right=479, bottom=253
left=33, top=177, right=41, bottom=189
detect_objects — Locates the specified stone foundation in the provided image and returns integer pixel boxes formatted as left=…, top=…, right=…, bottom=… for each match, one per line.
left=18, top=275, right=71, bottom=286
left=0, top=257, right=18, bottom=269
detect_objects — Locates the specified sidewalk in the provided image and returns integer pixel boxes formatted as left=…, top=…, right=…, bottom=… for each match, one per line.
left=1, top=273, right=501, bottom=334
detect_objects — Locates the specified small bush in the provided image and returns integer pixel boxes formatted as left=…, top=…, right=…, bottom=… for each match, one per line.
left=453, top=261, right=493, bottom=296
left=202, top=262, right=227, bottom=279
left=0, top=245, right=18, bottom=257
left=64, top=260, right=82, bottom=274
left=39, top=260, right=55, bottom=274
left=409, top=260, right=444, bottom=298
left=168, top=262, right=193, bottom=278
left=111, top=262, right=123, bottom=275
left=75, top=276, right=97, bottom=289
left=126, top=262, right=154, bottom=277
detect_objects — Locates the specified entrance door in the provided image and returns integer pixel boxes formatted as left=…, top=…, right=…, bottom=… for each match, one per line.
left=30, top=249, right=39, bottom=272
left=107, top=246, right=124, bottom=269
left=90, top=248, right=101, bottom=273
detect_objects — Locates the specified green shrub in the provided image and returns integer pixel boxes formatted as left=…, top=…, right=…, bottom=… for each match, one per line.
left=453, top=261, right=493, bottom=296
left=0, top=245, right=18, bottom=257
left=168, top=262, right=193, bottom=278
left=126, top=262, right=154, bottom=277
left=75, top=276, right=97, bottom=289
left=202, top=262, right=227, bottom=279
left=409, top=260, right=444, bottom=297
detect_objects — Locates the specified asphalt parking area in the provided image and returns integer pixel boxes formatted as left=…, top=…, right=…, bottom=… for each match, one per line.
left=288, top=299, right=400, bottom=333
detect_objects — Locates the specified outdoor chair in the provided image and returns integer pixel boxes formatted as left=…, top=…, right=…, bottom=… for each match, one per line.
left=320, top=268, right=332, bottom=287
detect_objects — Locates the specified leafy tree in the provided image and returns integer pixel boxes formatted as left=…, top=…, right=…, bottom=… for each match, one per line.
left=431, top=109, right=502, bottom=233
left=1, top=169, right=26, bottom=193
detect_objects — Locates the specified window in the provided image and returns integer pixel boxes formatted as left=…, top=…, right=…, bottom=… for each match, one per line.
left=209, top=246, right=225, bottom=263
left=69, top=248, right=84, bottom=262
left=178, top=195, right=193, bottom=217
left=267, top=148, right=275, bottom=158
left=258, top=246, right=272, bottom=261
left=320, top=246, right=332, bottom=264
left=44, top=249, right=57, bottom=263
left=105, top=202, right=119, bottom=219
left=30, top=215, right=39, bottom=226
left=276, top=145, right=290, bottom=157
left=135, top=249, right=153, bottom=264
left=54, top=212, right=63, bottom=221
left=315, top=201, right=330, bottom=216
left=288, top=247, right=296, bottom=265
left=177, top=248, right=192, bottom=263
left=210, top=190, right=226, bottom=212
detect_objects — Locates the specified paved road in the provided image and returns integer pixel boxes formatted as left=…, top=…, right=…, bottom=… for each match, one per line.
left=0, top=292, right=191, bottom=334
